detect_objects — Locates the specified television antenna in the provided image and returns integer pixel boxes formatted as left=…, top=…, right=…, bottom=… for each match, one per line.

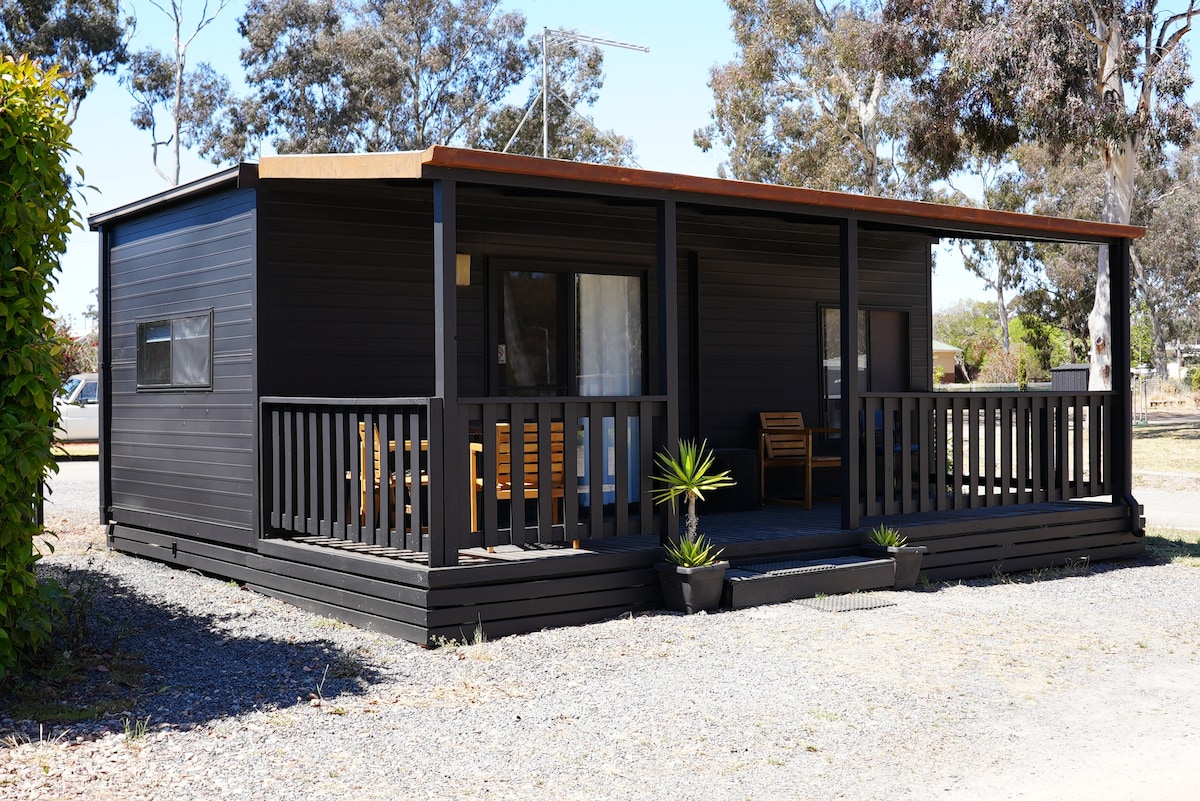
left=532, top=28, right=649, bottom=159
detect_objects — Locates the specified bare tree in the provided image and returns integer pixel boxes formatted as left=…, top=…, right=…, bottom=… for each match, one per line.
left=122, top=0, right=230, bottom=184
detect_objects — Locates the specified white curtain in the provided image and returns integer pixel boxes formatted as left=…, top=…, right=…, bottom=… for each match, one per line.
left=577, top=274, right=642, bottom=396
left=577, top=274, right=642, bottom=503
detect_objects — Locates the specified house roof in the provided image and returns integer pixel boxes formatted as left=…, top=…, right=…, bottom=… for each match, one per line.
left=256, top=147, right=1145, bottom=243
left=92, top=146, right=1145, bottom=244
left=932, top=340, right=965, bottom=353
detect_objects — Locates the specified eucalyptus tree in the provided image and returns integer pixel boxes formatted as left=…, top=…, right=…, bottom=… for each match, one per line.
left=884, top=0, right=1199, bottom=389
left=473, top=30, right=636, bottom=166
left=0, top=0, right=132, bottom=124
left=951, top=157, right=1036, bottom=352
left=1129, top=144, right=1200, bottom=374
left=695, top=0, right=932, bottom=197
left=224, top=0, right=527, bottom=156
left=121, top=0, right=232, bottom=185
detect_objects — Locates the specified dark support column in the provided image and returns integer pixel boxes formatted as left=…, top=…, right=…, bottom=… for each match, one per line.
left=433, top=180, right=462, bottom=566
left=657, top=200, right=680, bottom=543
left=687, top=251, right=701, bottom=441
left=840, top=218, right=861, bottom=530
left=1109, top=238, right=1139, bottom=533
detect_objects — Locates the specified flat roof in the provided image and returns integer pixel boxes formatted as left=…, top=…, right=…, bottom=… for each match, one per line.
left=94, top=146, right=1145, bottom=243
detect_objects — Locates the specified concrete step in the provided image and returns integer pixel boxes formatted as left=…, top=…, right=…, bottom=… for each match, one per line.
left=723, top=555, right=895, bottom=610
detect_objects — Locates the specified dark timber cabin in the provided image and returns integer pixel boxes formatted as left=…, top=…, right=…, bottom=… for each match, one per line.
left=90, top=147, right=1147, bottom=644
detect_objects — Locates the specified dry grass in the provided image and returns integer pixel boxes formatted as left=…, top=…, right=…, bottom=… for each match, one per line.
left=1132, top=414, right=1200, bottom=475
left=1143, top=525, right=1200, bottom=566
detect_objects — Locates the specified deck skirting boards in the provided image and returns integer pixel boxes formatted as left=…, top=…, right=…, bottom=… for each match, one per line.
left=106, top=499, right=1144, bottom=644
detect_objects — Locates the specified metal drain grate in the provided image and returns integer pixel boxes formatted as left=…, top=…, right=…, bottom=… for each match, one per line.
left=797, top=594, right=896, bottom=613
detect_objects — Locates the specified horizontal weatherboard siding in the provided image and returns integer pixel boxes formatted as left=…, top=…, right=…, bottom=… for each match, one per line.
left=105, top=186, right=257, bottom=545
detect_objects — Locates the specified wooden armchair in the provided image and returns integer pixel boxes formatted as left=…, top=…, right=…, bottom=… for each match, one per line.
left=357, top=422, right=428, bottom=525
left=470, top=421, right=567, bottom=538
left=758, top=411, right=841, bottom=509
left=359, top=421, right=395, bottom=521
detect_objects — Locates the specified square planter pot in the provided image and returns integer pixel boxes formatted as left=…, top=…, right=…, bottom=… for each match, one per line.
left=863, top=544, right=928, bottom=590
left=656, top=561, right=729, bottom=614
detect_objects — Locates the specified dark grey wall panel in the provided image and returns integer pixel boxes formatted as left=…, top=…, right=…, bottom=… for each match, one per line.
left=456, top=187, right=660, bottom=398
left=257, top=181, right=436, bottom=397
left=678, top=208, right=934, bottom=450
left=105, top=187, right=257, bottom=545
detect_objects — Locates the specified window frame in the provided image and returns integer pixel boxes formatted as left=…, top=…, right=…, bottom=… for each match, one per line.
left=488, top=260, right=649, bottom=398
left=135, top=310, right=214, bottom=391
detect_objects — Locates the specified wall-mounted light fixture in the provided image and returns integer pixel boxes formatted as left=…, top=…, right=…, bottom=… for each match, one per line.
left=456, top=253, right=471, bottom=287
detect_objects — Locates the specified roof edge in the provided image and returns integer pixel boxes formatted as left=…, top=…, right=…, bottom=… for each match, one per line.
left=88, top=164, right=256, bottom=230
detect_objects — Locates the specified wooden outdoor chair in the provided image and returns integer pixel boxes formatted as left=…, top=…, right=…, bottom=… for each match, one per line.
left=357, top=422, right=428, bottom=525
left=470, top=421, right=568, bottom=543
left=359, top=421, right=395, bottom=521
left=758, top=411, right=841, bottom=509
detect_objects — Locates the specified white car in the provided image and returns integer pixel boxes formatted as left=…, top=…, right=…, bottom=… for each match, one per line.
left=55, top=372, right=99, bottom=442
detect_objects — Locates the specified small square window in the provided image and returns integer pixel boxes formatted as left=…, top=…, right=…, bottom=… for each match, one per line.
left=137, top=312, right=213, bottom=389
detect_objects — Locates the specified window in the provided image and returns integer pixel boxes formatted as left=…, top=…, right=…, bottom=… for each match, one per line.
left=821, top=307, right=910, bottom=428
left=496, top=267, right=645, bottom=397
left=137, top=312, right=212, bottom=389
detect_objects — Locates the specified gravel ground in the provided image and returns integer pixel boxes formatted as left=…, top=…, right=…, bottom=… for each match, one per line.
left=3, top=460, right=1200, bottom=800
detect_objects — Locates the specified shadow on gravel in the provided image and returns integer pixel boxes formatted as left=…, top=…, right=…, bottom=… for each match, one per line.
left=4, top=561, right=384, bottom=741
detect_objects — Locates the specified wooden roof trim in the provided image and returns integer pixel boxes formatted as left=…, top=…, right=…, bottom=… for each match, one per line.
left=256, top=145, right=1145, bottom=241
left=258, top=150, right=427, bottom=180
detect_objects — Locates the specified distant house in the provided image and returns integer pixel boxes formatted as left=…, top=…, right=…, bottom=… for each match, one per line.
left=90, top=147, right=1146, bottom=644
left=932, top=340, right=964, bottom=383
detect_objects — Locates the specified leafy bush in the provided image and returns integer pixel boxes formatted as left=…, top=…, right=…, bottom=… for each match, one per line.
left=0, top=56, right=76, bottom=682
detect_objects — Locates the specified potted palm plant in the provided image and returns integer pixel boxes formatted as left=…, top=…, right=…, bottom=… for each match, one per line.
left=863, top=524, right=927, bottom=590
left=652, top=439, right=736, bottom=613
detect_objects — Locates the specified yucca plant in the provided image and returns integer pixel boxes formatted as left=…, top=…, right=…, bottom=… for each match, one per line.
left=868, top=524, right=907, bottom=548
left=652, top=439, right=735, bottom=565
left=663, top=533, right=723, bottom=568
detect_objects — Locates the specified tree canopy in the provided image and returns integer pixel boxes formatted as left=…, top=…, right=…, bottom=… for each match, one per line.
left=473, top=30, right=636, bottom=166
left=0, top=0, right=131, bottom=124
left=223, top=0, right=528, bottom=156
left=696, top=0, right=931, bottom=196
left=883, top=0, right=1198, bottom=387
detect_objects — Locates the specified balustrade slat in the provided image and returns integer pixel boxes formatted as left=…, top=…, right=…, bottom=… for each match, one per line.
left=933, top=397, right=948, bottom=512
left=562, top=402, right=581, bottom=541
left=917, top=397, right=932, bottom=513
left=639, top=400, right=656, bottom=536
left=613, top=402, right=630, bottom=536
left=536, top=403, right=554, bottom=544
left=588, top=405, right=604, bottom=538
left=269, top=410, right=281, bottom=529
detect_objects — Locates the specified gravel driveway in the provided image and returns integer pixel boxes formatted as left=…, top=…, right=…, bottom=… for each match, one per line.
left=3, top=461, right=1199, bottom=800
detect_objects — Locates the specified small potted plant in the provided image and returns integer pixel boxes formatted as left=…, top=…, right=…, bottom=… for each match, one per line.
left=863, top=524, right=927, bottom=591
left=652, top=439, right=735, bottom=614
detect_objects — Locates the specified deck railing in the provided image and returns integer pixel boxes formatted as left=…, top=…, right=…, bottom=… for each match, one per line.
left=858, top=392, right=1113, bottom=516
left=261, top=397, right=441, bottom=553
left=260, top=395, right=670, bottom=560
left=460, top=397, right=670, bottom=549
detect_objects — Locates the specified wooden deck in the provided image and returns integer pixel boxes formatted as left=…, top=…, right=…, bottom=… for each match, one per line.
left=109, top=497, right=1143, bottom=645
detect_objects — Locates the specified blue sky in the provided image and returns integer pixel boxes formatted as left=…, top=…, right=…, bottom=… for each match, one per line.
left=58, top=0, right=1040, bottom=328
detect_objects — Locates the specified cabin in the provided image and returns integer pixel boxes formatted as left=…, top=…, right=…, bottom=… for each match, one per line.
left=89, top=147, right=1145, bottom=644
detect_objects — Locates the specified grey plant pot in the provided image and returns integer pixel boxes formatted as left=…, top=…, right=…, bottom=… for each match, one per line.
left=656, top=561, right=729, bottom=614
left=864, top=544, right=928, bottom=590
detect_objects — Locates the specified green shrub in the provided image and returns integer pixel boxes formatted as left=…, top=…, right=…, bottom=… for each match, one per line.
left=0, top=56, right=76, bottom=682
left=1190, top=367, right=1200, bottom=393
